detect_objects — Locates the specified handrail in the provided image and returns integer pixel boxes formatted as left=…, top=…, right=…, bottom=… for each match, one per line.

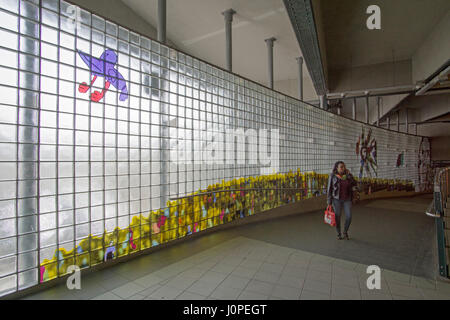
left=427, top=167, right=450, bottom=218
left=430, top=166, right=449, bottom=278
left=425, top=200, right=440, bottom=218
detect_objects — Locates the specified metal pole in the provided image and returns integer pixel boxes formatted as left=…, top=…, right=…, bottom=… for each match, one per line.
left=222, top=9, right=236, bottom=72
left=319, top=95, right=325, bottom=109
left=405, top=108, right=409, bottom=133
left=365, top=94, right=369, bottom=124
left=265, top=37, right=276, bottom=89
left=377, top=97, right=381, bottom=126
left=296, top=57, right=304, bottom=100
left=158, top=0, right=167, bottom=44
left=352, top=98, right=356, bottom=120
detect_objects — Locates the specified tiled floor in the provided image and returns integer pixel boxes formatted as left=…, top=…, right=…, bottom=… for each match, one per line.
left=20, top=194, right=450, bottom=300
left=22, top=236, right=450, bottom=300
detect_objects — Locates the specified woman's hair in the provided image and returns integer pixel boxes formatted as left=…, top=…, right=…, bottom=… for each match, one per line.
left=332, top=161, right=346, bottom=174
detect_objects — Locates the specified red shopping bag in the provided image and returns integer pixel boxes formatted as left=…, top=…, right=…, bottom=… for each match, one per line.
left=324, top=205, right=336, bottom=227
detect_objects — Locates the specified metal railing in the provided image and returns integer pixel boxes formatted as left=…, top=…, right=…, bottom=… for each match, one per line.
left=428, top=167, right=450, bottom=278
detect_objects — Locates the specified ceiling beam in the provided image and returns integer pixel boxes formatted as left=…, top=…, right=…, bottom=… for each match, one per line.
left=283, top=0, right=327, bottom=96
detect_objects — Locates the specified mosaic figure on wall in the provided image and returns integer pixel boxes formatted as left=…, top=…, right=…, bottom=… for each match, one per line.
left=418, top=137, right=432, bottom=192
left=77, top=49, right=129, bottom=102
left=356, top=127, right=378, bottom=178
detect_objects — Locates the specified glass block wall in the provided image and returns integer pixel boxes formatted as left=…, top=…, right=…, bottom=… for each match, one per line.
left=0, top=0, right=426, bottom=296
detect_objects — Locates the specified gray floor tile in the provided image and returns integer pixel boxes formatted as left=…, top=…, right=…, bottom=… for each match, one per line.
left=97, top=274, right=131, bottom=291
left=199, top=271, right=228, bottom=285
left=220, top=275, right=251, bottom=290
left=421, top=288, right=450, bottom=300
left=387, top=283, right=424, bottom=299
left=240, top=258, right=264, bottom=269
left=133, top=273, right=166, bottom=288
left=231, top=266, right=258, bottom=278
left=165, top=276, right=198, bottom=291
left=331, top=284, right=361, bottom=300
left=306, top=269, right=332, bottom=283
left=282, top=265, right=308, bottom=278
left=361, top=290, right=393, bottom=300
left=260, top=262, right=284, bottom=274
left=245, top=279, right=275, bottom=296
left=187, top=280, right=220, bottom=296
left=127, top=293, right=145, bottom=300
left=210, top=285, right=242, bottom=300
left=237, top=290, right=269, bottom=300
left=148, top=285, right=183, bottom=299
left=300, top=289, right=330, bottom=300
left=91, top=292, right=123, bottom=300
left=137, top=284, right=162, bottom=296
left=277, top=274, right=305, bottom=289
left=303, top=279, right=331, bottom=295
left=176, top=291, right=207, bottom=300
left=71, top=281, right=108, bottom=300
left=332, top=274, right=360, bottom=288
left=111, top=282, right=145, bottom=299
left=271, top=284, right=301, bottom=300
left=253, top=270, right=280, bottom=283
left=210, top=263, right=236, bottom=274
left=178, top=268, right=208, bottom=279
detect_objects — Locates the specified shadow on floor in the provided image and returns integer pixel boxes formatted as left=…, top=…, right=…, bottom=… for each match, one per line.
left=218, top=193, right=436, bottom=279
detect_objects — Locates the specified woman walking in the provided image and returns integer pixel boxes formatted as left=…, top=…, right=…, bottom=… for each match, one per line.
left=327, top=161, right=357, bottom=240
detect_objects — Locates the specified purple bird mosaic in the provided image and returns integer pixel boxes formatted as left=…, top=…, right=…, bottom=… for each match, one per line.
left=77, top=49, right=128, bottom=102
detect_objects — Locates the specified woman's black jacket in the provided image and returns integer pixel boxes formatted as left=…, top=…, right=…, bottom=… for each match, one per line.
left=327, top=172, right=357, bottom=205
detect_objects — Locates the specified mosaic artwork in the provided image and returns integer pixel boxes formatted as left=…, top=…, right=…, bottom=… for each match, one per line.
left=356, top=127, right=378, bottom=178
left=418, top=137, right=433, bottom=192
left=0, top=0, right=427, bottom=296
left=38, top=170, right=413, bottom=282
left=77, top=49, right=129, bottom=102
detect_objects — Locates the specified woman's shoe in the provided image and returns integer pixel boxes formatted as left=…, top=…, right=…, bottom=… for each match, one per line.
left=337, top=234, right=343, bottom=240
left=343, top=233, right=349, bottom=240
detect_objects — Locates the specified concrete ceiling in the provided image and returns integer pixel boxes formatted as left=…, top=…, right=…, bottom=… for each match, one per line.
left=121, top=0, right=313, bottom=88
left=319, top=0, right=450, bottom=70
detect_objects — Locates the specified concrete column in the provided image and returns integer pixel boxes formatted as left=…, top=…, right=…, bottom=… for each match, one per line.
left=365, top=94, right=369, bottom=124
left=158, top=0, right=167, bottom=43
left=222, top=9, right=236, bottom=72
left=352, top=98, right=356, bottom=120
left=296, top=57, right=303, bottom=100
left=265, top=37, right=276, bottom=89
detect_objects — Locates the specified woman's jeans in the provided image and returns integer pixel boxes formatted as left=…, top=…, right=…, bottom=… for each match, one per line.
left=332, top=199, right=352, bottom=235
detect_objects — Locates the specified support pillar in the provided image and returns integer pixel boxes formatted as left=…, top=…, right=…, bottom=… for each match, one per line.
left=296, top=57, right=304, bottom=100
left=222, top=9, right=236, bottom=72
left=365, top=94, right=369, bottom=124
left=352, top=98, right=356, bottom=120
left=405, top=108, right=409, bottom=133
left=377, top=97, right=381, bottom=126
left=319, top=95, right=327, bottom=109
left=265, top=37, right=276, bottom=89
left=158, top=0, right=167, bottom=44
